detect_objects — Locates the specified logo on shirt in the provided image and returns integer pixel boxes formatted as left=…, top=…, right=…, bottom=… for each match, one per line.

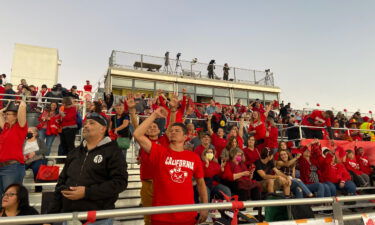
left=93, top=155, right=103, bottom=164
left=169, top=166, right=188, bottom=183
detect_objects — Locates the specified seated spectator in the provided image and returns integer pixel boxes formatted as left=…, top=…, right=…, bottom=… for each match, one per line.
left=355, top=147, right=375, bottom=183
left=253, top=148, right=291, bottom=196
left=332, top=119, right=348, bottom=140
left=322, top=150, right=356, bottom=196
left=37, top=102, right=59, bottom=155
left=1, top=184, right=40, bottom=224
left=207, top=115, right=227, bottom=159
left=221, top=148, right=261, bottom=213
left=298, top=143, right=330, bottom=197
left=344, top=150, right=370, bottom=187
left=243, top=135, right=260, bottom=167
left=23, top=127, right=47, bottom=192
left=276, top=149, right=313, bottom=198
left=201, top=148, right=231, bottom=200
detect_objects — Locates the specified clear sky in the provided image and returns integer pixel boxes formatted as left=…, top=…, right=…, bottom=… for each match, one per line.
left=1, top=1, right=374, bottom=112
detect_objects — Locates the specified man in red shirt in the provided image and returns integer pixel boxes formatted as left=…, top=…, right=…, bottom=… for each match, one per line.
left=134, top=107, right=208, bottom=225
left=127, top=96, right=171, bottom=225
left=301, top=110, right=333, bottom=139
left=83, top=80, right=92, bottom=92
left=0, top=100, right=27, bottom=196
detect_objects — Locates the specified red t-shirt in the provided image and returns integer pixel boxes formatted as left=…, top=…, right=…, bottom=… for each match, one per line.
left=0, top=122, right=28, bottom=163
left=149, top=142, right=204, bottom=224
left=211, top=133, right=227, bottom=159
left=248, top=120, right=266, bottom=140
left=139, top=135, right=169, bottom=180
left=194, top=144, right=208, bottom=158
left=344, top=158, right=363, bottom=175
left=302, top=110, right=331, bottom=130
left=265, top=126, right=278, bottom=149
left=243, top=147, right=260, bottom=167
left=356, top=155, right=372, bottom=175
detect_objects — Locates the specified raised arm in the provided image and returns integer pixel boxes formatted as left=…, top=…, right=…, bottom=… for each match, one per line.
left=207, top=115, right=214, bottom=135
left=0, top=101, right=10, bottom=129
left=18, top=100, right=27, bottom=127
left=126, top=94, right=139, bottom=129
left=133, top=107, right=168, bottom=153
left=238, top=117, right=244, bottom=138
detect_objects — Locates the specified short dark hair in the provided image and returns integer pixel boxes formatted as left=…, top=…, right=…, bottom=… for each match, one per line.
left=260, top=147, right=274, bottom=159
left=171, top=122, right=187, bottom=135
left=3, top=184, right=30, bottom=210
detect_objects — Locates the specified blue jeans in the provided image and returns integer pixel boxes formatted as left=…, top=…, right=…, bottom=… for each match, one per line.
left=291, top=179, right=312, bottom=198
left=335, top=181, right=356, bottom=195
left=324, top=182, right=337, bottom=196
left=39, top=128, right=56, bottom=156
left=63, top=218, right=113, bottom=225
left=0, top=163, right=25, bottom=196
left=305, top=183, right=325, bottom=197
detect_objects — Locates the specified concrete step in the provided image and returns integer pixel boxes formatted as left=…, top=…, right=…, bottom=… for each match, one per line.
left=24, top=174, right=141, bottom=183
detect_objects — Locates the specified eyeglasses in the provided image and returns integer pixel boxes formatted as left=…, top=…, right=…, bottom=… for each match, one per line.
left=3, top=192, right=17, bottom=198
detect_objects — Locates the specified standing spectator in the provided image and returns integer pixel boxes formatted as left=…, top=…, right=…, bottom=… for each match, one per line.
left=59, top=97, right=78, bottom=156
left=45, top=85, right=63, bottom=103
left=37, top=102, right=59, bottom=155
left=243, top=135, right=260, bottom=167
left=356, top=147, right=375, bottom=183
left=0, top=100, right=27, bottom=196
left=207, top=115, right=227, bottom=159
left=47, top=113, right=128, bottom=225
left=4, top=83, right=16, bottom=104
left=36, top=84, right=49, bottom=109
left=104, top=92, right=114, bottom=110
left=109, top=103, right=131, bottom=161
left=68, top=85, right=80, bottom=100
left=207, top=60, right=215, bottom=79
left=83, top=80, right=92, bottom=92
left=301, top=110, right=333, bottom=139
left=17, top=79, right=27, bottom=93
left=248, top=111, right=266, bottom=148
left=194, top=132, right=214, bottom=157
left=1, top=184, right=40, bottom=223
left=206, top=99, right=217, bottom=115
left=223, top=63, right=230, bottom=80
left=0, top=74, right=7, bottom=86
left=23, top=127, right=47, bottom=192
left=133, top=108, right=208, bottom=225
left=264, top=117, right=279, bottom=153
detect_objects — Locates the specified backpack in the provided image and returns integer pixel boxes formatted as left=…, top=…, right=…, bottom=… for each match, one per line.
left=264, top=193, right=289, bottom=222
left=289, top=204, right=314, bottom=220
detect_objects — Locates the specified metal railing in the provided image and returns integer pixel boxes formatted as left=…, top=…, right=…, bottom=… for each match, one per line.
left=1, top=194, right=375, bottom=224
left=279, top=124, right=375, bottom=142
left=109, top=50, right=275, bottom=86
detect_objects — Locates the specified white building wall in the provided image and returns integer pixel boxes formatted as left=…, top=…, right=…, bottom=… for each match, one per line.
left=11, top=43, right=61, bottom=89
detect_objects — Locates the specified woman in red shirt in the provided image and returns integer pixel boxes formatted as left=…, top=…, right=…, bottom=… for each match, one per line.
left=58, top=97, right=78, bottom=156
left=221, top=148, right=261, bottom=203
left=344, top=150, right=370, bottom=187
left=201, top=148, right=231, bottom=200
left=220, top=136, right=239, bottom=163
left=248, top=111, right=266, bottom=148
left=243, top=135, right=260, bottom=167
left=264, top=117, right=278, bottom=153
left=37, top=102, right=59, bottom=156
left=0, top=100, right=27, bottom=197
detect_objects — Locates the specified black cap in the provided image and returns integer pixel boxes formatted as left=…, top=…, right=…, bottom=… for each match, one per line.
left=5, top=102, right=18, bottom=112
left=41, top=84, right=47, bottom=89
left=86, top=113, right=108, bottom=127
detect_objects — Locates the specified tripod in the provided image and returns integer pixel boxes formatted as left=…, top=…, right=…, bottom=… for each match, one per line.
left=174, top=53, right=182, bottom=74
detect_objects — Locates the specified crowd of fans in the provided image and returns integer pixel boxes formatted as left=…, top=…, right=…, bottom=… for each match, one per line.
left=0, top=76, right=375, bottom=224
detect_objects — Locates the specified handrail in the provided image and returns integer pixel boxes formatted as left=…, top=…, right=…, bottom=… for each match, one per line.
left=1, top=195, right=374, bottom=224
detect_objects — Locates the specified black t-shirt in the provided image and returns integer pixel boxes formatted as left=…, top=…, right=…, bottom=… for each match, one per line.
left=253, top=159, right=275, bottom=181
